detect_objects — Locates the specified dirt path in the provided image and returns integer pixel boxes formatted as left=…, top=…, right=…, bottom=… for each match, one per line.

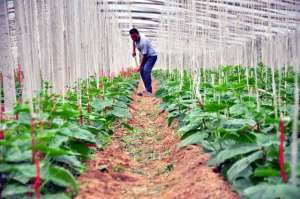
left=75, top=81, right=239, bottom=199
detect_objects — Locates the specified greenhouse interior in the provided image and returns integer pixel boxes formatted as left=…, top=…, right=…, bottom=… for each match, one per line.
left=0, top=0, right=300, bottom=198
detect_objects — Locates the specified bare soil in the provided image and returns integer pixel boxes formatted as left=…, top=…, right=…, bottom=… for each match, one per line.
left=75, top=80, right=239, bottom=199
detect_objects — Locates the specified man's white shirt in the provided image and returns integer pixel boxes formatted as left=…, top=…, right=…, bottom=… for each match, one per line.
left=135, top=35, right=157, bottom=56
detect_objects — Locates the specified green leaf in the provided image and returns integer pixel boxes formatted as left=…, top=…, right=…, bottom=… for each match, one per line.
left=43, top=193, right=71, bottom=199
left=177, top=132, right=208, bottom=149
left=178, top=119, right=202, bottom=133
left=114, top=100, right=128, bottom=108
left=53, top=117, right=65, bottom=126
left=155, top=87, right=167, bottom=97
left=236, top=165, right=253, bottom=179
left=47, top=166, right=78, bottom=192
left=56, top=103, right=79, bottom=118
left=14, top=103, right=30, bottom=113
left=91, top=98, right=113, bottom=111
left=2, top=183, right=32, bottom=197
left=208, top=144, right=260, bottom=166
left=49, top=135, right=69, bottom=147
left=54, top=155, right=84, bottom=173
left=214, top=83, right=230, bottom=92
left=0, top=163, right=35, bottom=176
left=166, top=103, right=178, bottom=112
left=167, top=115, right=177, bottom=127
left=199, top=140, right=216, bottom=152
left=255, top=133, right=279, bottom=147
left=204, top=102, right=226, bottom=112
left=68, top=141, right=91, bottom=158
left=37, top=143, right=73, bottom=157
left=10, top=172, right=32, bottom=184
left=232, top=178, right=253, bottom=195
left=60, top=125, right=96, bottom=143
left=167, top=109, right=179, bottom=125
left=37, top=129, right=57, bottom=142
left=221, top=119, right=256, bottom=129
left=227, top=151, right=263, bottom=181
left=253, top=168, right=280, bottom=177
left=5, top=147, right=31, bottom=162
left=0, top=162, right=49, bottom=181
left=243, top=184, right=300, bottom=199
left=17, top=112, right=31, bottom=125
left=110, top=107, right=132, bottom=119
left=229, top=104, right=248, bottom=116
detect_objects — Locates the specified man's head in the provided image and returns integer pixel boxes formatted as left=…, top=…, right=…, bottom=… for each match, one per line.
left=129, top=28, right=140, bottom=42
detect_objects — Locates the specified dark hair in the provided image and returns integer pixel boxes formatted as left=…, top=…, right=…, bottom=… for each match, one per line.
left=129, top=28, right=139, bottom=35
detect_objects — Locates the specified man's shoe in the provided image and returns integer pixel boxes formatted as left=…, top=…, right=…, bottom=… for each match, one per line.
left=144, top=92, right=152, bottom=97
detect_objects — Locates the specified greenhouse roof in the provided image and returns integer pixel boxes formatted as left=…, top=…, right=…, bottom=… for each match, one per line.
left=105, top=0, right=299, bottom=45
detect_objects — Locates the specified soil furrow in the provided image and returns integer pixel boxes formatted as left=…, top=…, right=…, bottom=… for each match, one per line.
left=75, top=80, right=239, bottom=199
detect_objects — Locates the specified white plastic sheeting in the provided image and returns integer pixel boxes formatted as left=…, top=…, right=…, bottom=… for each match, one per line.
left=155, top=0, right=300, bottom=70
left=0, top=0, right=16, bottom=112
left=0, top=0, right=132, bottom=112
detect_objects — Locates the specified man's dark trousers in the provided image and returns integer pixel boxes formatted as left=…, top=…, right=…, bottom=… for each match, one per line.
left=140, top=55, right=157, bottom=93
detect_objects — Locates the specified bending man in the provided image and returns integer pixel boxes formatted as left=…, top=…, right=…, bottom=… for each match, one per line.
left=130, top=28, right=157, bottom=97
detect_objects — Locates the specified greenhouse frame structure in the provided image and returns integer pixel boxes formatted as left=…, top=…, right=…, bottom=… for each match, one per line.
left=0, top=0, right=300, bottom=195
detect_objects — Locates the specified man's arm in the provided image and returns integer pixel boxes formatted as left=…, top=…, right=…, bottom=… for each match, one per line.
left=132, top=42, right=136, bottom=57
left=139, top=54, right=147, bottom=70
left=134, top=54, right=146, bottom=72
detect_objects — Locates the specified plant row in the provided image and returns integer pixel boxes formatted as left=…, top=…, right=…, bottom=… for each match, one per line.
left=0, top=73, right=139, bottom=199
left=154, top=65, right=300, bottom=199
